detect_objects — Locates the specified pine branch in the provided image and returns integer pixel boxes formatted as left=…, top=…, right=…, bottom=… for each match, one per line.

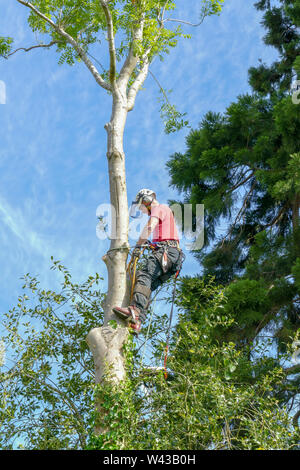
left=284, top=364, right=300, bottom=376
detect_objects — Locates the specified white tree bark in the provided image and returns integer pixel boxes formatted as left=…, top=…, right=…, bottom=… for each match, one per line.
left=86, top=325, right=129, bottom=384
left=84, top=6, right=149, bottom=388
left=14, top=0, right=156, bottom=408
left=87, top=88, right=146, bottom=386
left=86, top=93, right=130, bottom=384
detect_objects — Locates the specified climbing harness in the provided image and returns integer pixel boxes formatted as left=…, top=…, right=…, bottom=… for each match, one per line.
left=126, top=241, right=161, bottom=301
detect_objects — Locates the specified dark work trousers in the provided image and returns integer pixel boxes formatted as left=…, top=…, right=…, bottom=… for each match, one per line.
left=132, top=246, right=182, bottom=323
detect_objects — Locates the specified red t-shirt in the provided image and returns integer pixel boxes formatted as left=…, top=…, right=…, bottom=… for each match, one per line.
left=150, top=204, right=179, bottom=243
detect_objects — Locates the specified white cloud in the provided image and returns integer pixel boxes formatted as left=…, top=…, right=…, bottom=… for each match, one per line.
left=0, top=197, right=23, bottom=241
left=0, top=194, right=54, bottom=259
left=0, top=81, right=6, bottom=104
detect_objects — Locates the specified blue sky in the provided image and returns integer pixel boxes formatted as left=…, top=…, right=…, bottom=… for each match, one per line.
left=0, top=0, right=279, bottom=315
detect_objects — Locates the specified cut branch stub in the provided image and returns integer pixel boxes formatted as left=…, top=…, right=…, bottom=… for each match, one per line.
left=86, top=325, right=129, bottom=384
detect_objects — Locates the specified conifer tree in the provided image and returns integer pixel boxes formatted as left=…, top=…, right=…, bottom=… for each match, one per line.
left=166, top=0, right=300, bottom=425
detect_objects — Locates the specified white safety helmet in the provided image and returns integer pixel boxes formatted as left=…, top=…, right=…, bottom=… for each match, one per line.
left=135, top=189, right=156, bottom=206
left=129, top=189, right=156, bottom=218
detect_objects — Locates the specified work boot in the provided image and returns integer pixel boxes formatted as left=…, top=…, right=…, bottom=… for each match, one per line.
left=112, top=305, right=142, bottom=335
left=112, top=305, right=140, bottom=323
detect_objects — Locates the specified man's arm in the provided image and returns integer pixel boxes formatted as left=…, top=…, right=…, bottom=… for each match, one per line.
left=136, top=216, right=159, bottom=246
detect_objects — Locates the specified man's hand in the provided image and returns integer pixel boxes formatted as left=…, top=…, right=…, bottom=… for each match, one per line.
left=137, top=216, right=159, bottom=246
left=132, top=245, right=142, bottom=259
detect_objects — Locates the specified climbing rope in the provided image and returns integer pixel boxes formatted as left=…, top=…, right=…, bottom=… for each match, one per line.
left=163, top=271, right=179, bottom=380
left=126, top=246, right=146, bottom=302
left=139, top=294, right=156, bottom=371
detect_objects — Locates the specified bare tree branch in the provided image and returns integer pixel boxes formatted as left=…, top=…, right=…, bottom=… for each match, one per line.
left=159, top=0, right=171, bottom=25
left=127, top=53, right=150, bottom=111
left=225, top=169, right=255, bottom=195
left=162, top=5, right=208, bottom=28
left=221, top=179, right=257, bottom=246
left=293, top=409, right=300, bottom=428
left=163, top=17, right=206, bottom=27
left=99, top=0, right=117, bottom=90
left=149, top=69, right=170, bottom=104
left=117, top=11, right=145, bottom=92
left=284, top=364, right=300, bottom=375
left=126, top=9, right=166, bottom=111
left=6, top=40, right=57, bottom=58
left=263, top=203, right=289, bottom=231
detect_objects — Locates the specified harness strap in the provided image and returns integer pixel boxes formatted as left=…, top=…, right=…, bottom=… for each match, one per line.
left=151, top=240, right=180, bottom=250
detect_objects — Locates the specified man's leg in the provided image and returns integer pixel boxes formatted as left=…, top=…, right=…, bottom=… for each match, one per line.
left=112, top=251, right=163, bottom=333
left=113, top=247, right=182, bottom=333
left=132, top=247, right=181, bottom=320
left=132, top=251, right=164, bottom=323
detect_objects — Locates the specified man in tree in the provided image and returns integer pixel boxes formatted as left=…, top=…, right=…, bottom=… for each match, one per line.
left=113, top=189, right=184, bottom=334
left=1, top=0, right=225, bottom=390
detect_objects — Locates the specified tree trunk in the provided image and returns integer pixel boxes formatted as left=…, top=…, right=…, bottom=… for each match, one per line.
left=86, top=93, right=131, bottom=385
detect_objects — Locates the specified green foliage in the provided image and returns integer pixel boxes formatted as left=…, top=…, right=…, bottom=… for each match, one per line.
left=166, top=1, right=300, bottom=434
left=292, top=257, right=300, bottom=290
left=270, top=153, right=300, bottom=201
left=18, top=1, right=224, bottom=72
left=158, top=88, right=190, bottom=134
left=167, top=92, right=300, bottom=276
left=1, top=263, right=299, bottom=449
left=86, top=276, right=299, bottom=450
left=0, top=261, right=104, bottom=449
left=0, top=341, right=5, bottom=367
left=87, top=379, right=139, bottom=450
left=202, top=0, right=225, bottom=16
left=249, top=1, right=300, bottom=95
left=0, top=37, right=13, bottom=57
left=7, top=1, right=225, bottom=128
left=170, top=276, right=299, bottom=449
